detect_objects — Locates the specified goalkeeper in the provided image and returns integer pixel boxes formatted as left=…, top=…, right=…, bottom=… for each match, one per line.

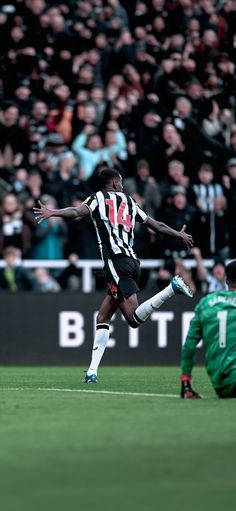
left=181, top=259, right=236, bottom=399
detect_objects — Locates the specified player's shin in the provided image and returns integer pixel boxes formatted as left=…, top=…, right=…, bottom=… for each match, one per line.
left=86, top=323, right=110, bottom=377
left=133, top=284, right=174, bottom=325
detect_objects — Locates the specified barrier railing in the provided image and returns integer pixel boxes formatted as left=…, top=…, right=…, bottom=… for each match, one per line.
left=0, top=258, right=218, bottom=293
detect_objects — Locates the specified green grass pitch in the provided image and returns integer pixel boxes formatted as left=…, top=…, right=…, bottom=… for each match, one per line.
left=0, top=366, right=236, bottom=511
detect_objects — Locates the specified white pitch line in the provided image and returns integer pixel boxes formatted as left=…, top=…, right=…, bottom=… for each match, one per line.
left=2, top=387, right=179, bottom=398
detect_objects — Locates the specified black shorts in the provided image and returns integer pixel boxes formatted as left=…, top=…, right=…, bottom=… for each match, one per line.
left=105, top=255, right=140, bottom=301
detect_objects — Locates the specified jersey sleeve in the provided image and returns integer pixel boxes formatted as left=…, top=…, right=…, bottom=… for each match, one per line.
left=136, top=204, right=149, bottom=224
left=82, top=193, right=98, bottom=213
left=181, top=302, right=203, bottom=375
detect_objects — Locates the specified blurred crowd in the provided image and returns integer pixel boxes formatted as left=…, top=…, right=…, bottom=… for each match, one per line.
left=0, top=0, right=236, bottom=292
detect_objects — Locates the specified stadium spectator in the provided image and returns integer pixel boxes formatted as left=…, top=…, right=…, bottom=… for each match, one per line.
left=43, top=132, right=69, bottom=170
left=48, top=83, right=73, bottom=144
left=0, top=103, right=28, bottom=177
left=26, top=170, right=44, bottom=205
left=159, top=187, right=197, bottom=258
left=33, top=267, right=61, bottom=292
left=27, top=100, right=56, bottom=153
left=0, top=246, right=35, bottom=291
left=45, top=154, right=82, bottom=208
left=72, top=124, right=127, bottom=181
left=123, top=159, right=161, bottom=217
left=201, top=100, right=233, bottom=146
left=191, top=247, right=226, bottom=294
left=90, top=86, right=107, bottom=128
left=0, top=193, right=33, bottom=257
left=228, top=125, right=236, bottom=153
left=29, top=194, right=67, bottom=260
left=223, top=158, right=236, bottom=257
left=193, top=163, right=227, bottom=256
left=123, top=159, right=161, bottom=259
left=136, top=110, right=162, bottom=175
left=57, top=253, right=82, bottom=291
left=65, top=193, right=100, bottom=260
left=159, top=160, right=192, bottom=206
left=11, top=167, right=29, bottom=201
left=14, top=80, right=33, bottom=120
left=155, top=123, right=186, bottom=175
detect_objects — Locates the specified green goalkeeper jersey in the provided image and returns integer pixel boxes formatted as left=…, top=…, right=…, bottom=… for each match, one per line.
left=181, top=291, right=236, bottom=390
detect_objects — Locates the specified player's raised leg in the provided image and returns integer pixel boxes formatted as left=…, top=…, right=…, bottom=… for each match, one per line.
left=119, top=276, right=193, bottom=328
left=85, top=295, right=119, bottom=383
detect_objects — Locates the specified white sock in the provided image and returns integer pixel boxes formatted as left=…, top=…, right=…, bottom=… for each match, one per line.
left=87, top=323, right=110, bottom=376
left=133, top=284, right=174, bottom=325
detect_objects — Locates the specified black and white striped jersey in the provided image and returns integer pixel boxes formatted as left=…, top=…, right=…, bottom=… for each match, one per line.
left=193, top=183, right=224, bottom=212
left=83, top=190, right=149, bottom=261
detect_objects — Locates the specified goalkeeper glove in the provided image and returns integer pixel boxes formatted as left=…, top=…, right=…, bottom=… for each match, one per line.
left=180, top=375, right=201, bottom=399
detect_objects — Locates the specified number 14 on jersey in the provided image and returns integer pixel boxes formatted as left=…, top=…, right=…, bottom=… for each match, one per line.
left=105, top=198, right=132, bottom=231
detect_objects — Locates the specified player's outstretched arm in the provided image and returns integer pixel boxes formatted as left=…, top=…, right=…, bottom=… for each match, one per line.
left=33, top=200, right=89, bottom=224
left=146, top=217, right=194, bottom=249
left=181, top=308, right=202, bottom=399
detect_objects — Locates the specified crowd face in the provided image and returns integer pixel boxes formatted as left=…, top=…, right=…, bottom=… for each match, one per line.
left=32, top=102, right=48, bottom=120
left=84, top=105, right=97, bottom=124
left=3, top=106, right=19, bottom=127
left=213, top=264, right=225, bottom=281
left=143, top=112, right=160, bottom=128
left=175, top=98, right=192, bottom=119
left=53, top=84, right=71, bottom=102
left=230, top=133, right=236, bottom=150
left=15, top=168, right=28, bottom=184
left=79, top=67, right=94, bottom=85
left=59, top=156, right=76, bottom=175
left=179, top=0, right=193, bottom=8
left=104, top=131, right=116, bottom=146
left=10, top=26, right=25, bottom=43
left=163, top=124, right=180, bottom=144
left=187, top=18, right=200, bottom=33
left=15, top=85, right=31, bottom=101
left=95, top=33, right=107, bottom=49
left=34, top=267, right=49, bottom=283
left=137, top=165, right=150, bottom=180
left=198, top=167, right=214, bottom=184
left=152, top=0, right=165, bottom=9
left=26, top=0, right=46, bottom=15
left=134, top=26, right=146, bottom=41
left=172, top=193, right=187, bottom=210
left=50, top=14, right=65, bottom=32
left=228, top=165, right=236, bottom=179
left=170, top=34, right=185, bottom=50
left=4, top=251, right=18, bottom=268
left=27, top=172, right=43, bottom=190
left=87, top=135, right=103, bottom=150
left=2, top=194, right=19, bottom=214
left=202, top=29, right=219, bottom=48
left=90, top=87, right=104, bottom=103
left=168, top=162, right=184, bottom=181
left=153, top=16, right=166, bottom=33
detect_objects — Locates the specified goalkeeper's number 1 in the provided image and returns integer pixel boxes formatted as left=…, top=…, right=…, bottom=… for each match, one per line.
left=217, top=310, right=228, bottom=348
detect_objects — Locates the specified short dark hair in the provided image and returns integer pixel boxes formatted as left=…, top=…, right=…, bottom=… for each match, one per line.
left=225, top=260, right=236, bottom=283
left=99, top=168, right=121, bottom=187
